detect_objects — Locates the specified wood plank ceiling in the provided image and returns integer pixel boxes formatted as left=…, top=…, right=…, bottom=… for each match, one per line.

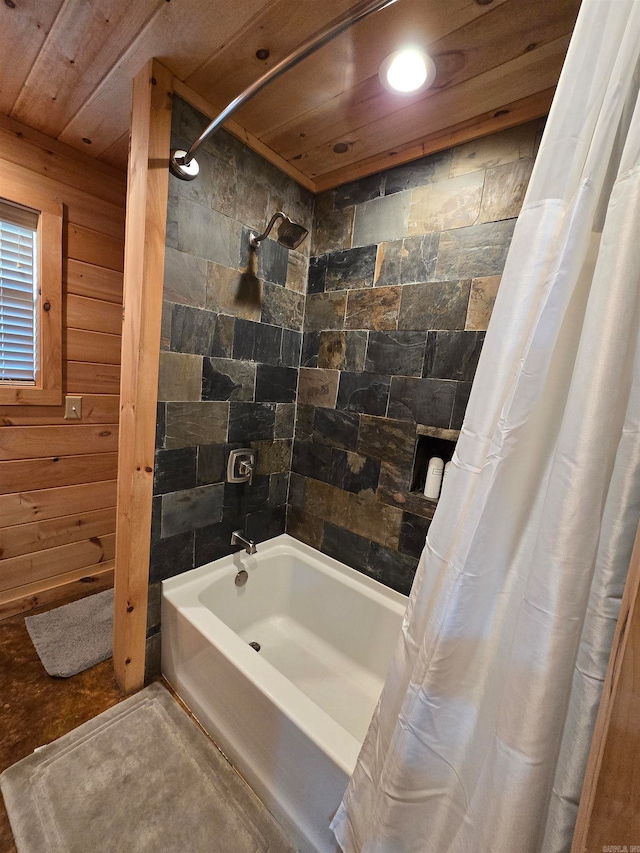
left=0, top=0, right=580, bottom=191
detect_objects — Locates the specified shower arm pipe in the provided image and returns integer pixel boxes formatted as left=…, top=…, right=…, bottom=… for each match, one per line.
left=170, top=0, right=400, bottom=180
left=250, top=211, right=285, bottom=247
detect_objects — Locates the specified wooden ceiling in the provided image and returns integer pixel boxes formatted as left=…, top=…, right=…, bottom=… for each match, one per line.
left=0, top=0, right=580, bottom=191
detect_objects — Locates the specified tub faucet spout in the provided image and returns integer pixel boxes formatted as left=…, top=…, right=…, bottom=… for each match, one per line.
left=231, top=530, right=257, bottom=555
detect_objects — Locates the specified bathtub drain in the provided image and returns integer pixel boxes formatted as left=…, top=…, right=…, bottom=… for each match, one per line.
left=249, top=641, right=261, bottom=652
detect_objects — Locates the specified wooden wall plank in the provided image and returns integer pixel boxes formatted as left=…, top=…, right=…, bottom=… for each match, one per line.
left=0, top=453, right=119, bottom=495
left=11, top=0, right=165, bottom=138
left=66, top=362, right=121, bottom=395
left=0, top=114, right=126, bottom=207
left=314, top=89, right=553, bottom=192
left=114, top=59, right=173, bottom=693
left=1, top=534, right=116, bottom=591
left=0, top=480, right=117, bottom=527
left=0, top=424, right=118, bottom=461
left=66, top=260, right=123, bottom=304
left=66, top=294, right=123, bottom=335
left=2, top=507, right=117, bottom=559
left=67, top=329, right=122, bottom=365
left=0, top=396, right=119, bottom=426
left=0, top=560, right=114, bottom=621
left=65, top=224, right=124, bottom=272
left=0, top=0, right=65, bottom=116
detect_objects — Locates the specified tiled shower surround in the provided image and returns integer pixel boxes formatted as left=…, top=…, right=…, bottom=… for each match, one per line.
left=146, top=94, right=540, bottom=671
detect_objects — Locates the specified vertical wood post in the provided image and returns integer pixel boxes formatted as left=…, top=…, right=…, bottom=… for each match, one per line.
left=114, top=59, right=173, bottom=693
left=571, top=520, right=640, bottom=850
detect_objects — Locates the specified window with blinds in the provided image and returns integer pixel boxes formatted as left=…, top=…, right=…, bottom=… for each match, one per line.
left=0, top=200, right=39, bottom=384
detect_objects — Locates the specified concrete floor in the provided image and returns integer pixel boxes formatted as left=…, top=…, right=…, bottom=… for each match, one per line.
left=0, top=594, right=124, bottom=851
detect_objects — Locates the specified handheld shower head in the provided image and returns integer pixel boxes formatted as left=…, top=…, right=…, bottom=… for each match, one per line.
left=250, top=212, right=309, bottom=251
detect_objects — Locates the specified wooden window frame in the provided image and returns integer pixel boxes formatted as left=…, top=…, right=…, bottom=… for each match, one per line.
left=0, top=175, right=63, bottom=406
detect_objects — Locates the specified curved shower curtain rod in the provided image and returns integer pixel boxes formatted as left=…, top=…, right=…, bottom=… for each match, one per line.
left=169, top=0, right=400, bottom=181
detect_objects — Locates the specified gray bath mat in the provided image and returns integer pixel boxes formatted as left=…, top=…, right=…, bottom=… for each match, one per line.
left=24, top=588, right=114, bottom=677
left=0, top=682, right=297, bottom=853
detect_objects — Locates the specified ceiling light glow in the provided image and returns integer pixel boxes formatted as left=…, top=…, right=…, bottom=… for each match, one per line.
left=379, top=48, right=435, bottom=95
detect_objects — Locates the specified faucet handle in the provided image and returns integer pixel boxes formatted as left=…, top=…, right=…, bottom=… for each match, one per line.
left=237, top=459, right=254, bottom=485
left=227, top=448, right=256, bottom=484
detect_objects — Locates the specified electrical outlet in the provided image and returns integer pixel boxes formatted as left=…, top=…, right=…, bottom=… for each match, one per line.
left=64, top=395, right=82, bottom=419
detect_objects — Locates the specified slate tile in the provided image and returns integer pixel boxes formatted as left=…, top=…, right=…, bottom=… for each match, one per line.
left=398, top=280, right=470, bottom=331
left=163, top=246, right=207, bottom=307
left=345, top=286, right=401, bottom=331
left=165, top=402, right=229, bottom=449
left=255, top=364, right=297, bottom=402
left=281, top=328, right=302, bottom=367
left=157, top=351, right=202, bottom=402
left=333, top=173, right=385, bottom=209
left=197, top=444, right=227, bottom=485
left=261, top=282, right=304, bottom=330
left=449, top=121, right=536, bottom=177
left=376, top=234, right=440, bottom=286
left=275, top=402, right=296, bottom=438
left=161, top=483, right=224, bottom=537
left=292, top=441, right=334, bottom=482
left=377, top=460, right=436, bottom=520
left=161, top=300, right=172, bottom=351
left=240, top=227, right=288, bottom=286
left=285, top=250, right=308, bottom=294
left=312, top=207, right=354, bottom=255
left=269, top=472, right=289, bottom=507
left=251, top=439, right=292, bottom=476
left=234, top=174, right=269, bottom=232
left=333, top=451, right=381, bottom=495
left=308, top=255, right=327, bottom=294
left=336, top=371, right=390, bottom=416
left=298, top=368, right=339, bottom=408
left=399, top=512, right=431, bottom=558
left=176, top=196, right=241, bottom=267
left=156, top=402, right=166, bottom=450
left=321, top=522, right=370, bottom=573
left=195, top=516, right=246, bottom=566
left=223, top=475, right=270, bottom=519
left=479, top=158, right=533, bottom=223
left=286, top=507, right=323, bottom=549
left=313, top=407, right=360, bottom=451
left=228, top=401, right=276, bottom=442
left=388, top=377, right=456, bottom=427
left=423, top=331, right=484, bottom=382
left=154, top=447, right=197, bottom=495
left=317, top=331, right=367, bottom=371
left=206, top=261, right=261, bottom=322
left=149, top=530, right=194, bottom=584
left=352, top=193, right=411, bottom=247
left=245, top=505, right=287, bottom=542
left=466, top=276, right=500, bottom=331
left=436, top=220, right=516, bottom=280
left=294, top=404, right=315, bottom=441
left=408, top=171, right=484, bottom=235
left=451, top=381, right=472, bottom=430
left=146, top=583, right=162, bottom=633
left=367, top=543, right=418, bottom=595
left=383, top=150, right=452, bottom=194
left=301, top=331, right=321, bottom=367
left=373, top=239, right=402, bottom=288
left=304, top=291, right=347, bottom=331
left=357, top=415, right=416, bottom=465
left=233, top=318, right=282, bottom=365
left=365, top=331, right=426, bottom=377
left=325, top=245, right=377, bottom=291
left=288, top=472, right=306, bottom=510
left=171, top=304, right=234, bottom=357
left=202, top=358, right=255, bottom=401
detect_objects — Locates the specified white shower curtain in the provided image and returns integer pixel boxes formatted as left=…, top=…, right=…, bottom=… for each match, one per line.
left=331, top=2, right=640, bottom=851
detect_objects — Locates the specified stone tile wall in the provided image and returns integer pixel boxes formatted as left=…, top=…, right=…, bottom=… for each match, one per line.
left=289, top=120, right=542, bottom=596
left=146, top=97, right=313, bottom=671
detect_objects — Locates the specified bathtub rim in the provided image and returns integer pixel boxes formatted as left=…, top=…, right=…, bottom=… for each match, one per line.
left=162, top=533, right=407, bottom=776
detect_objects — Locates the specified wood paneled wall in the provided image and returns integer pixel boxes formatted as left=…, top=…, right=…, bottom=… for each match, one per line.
left=0, top=115, right=126, bottom=619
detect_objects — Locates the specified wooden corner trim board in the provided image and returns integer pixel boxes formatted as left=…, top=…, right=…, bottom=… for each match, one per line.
left=113, top=59, right=173, bottom=694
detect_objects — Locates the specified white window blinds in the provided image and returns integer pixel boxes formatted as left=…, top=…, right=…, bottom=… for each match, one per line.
left=0, top=200, right=38, bottom=384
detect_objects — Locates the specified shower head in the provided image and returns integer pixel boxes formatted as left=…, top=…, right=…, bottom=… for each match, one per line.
left=250, top=212, right=309, bottom=251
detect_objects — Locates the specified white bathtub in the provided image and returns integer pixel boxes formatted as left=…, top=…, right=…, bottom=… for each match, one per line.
left=161, top=533, right=406, bottom=852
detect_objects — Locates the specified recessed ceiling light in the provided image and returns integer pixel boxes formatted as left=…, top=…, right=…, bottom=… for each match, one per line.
left=379, top=48, right=435, bottom=95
